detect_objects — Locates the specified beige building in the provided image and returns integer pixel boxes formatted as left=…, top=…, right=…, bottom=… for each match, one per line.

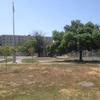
left=0, top=35, right=52, bottom=46
left=0, top=35, right=32, bottom=45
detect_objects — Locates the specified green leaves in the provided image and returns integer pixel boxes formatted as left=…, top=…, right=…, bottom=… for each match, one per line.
left=47, top=19, right=100, bottom=61
left=20, top=38, right=36, bottom=53
left=61, top=32, right=77, bottom=52
left=52, top=30, right=64, bottom=41
left=0, top=45, right=13, bottom=56
left=92, top=30, right=100, bottom=48
left=19, top=32, right=45, bottom=57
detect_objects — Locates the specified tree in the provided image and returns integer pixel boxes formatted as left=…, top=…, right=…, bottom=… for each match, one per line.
left=19, top=32, right=45, bottom=57
left=28, top=47, right=35, bottom=61
left=61, top=32, right=77, bottom=53
left=63, top=20, right=100, bottom=61
left=50, top=20, right=100, bottom=62
left=19, top=38, right=36, bottom=55
left=92, top=29, right=100, bottom=49
left=52, top=30, right=65, bottom=55
left=46, top=43, right=58, bottom=57
left=0, top=45, right=13, bottom=71
left=33, top=32, right=44, bottom=57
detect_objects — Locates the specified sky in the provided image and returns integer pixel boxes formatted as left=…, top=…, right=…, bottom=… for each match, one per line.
left=0, top=0, right=100, bottom=36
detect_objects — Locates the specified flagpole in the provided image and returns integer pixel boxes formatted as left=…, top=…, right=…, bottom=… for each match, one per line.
left=12, top=0, right=16, bottom=63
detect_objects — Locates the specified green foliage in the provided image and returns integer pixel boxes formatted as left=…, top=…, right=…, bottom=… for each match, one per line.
left=19, top=32, right=45, bottom=57
left=0, top=45, right=13, bottom=70
left=61, top=32, right=77, bottom=52
left=52, top=30, right=64, bottom=41
left=28, top=47, right=35, bottom=56
left=48, top=20, right=100, bottom=61
left=47, top=31, right=65, bottom=56
left=92, top=29, right=100, bottom=48
left=0, top=45, right=13, bottom=56
left=34, top=32, right=44, bottom=57
left=19, top=38, right=36, bottom=54
left=46, top=44, right=56, bottom=56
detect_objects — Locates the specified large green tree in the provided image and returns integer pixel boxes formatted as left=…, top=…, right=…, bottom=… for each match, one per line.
left=64, top=20, right=100, bottom=61
left=50, top=20, right=100, bottom=61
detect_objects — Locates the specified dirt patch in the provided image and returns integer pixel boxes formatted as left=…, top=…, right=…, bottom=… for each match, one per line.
left=59, top=88, right=78, bottom=96
left=0, top=90, right=10, bottom=97
left=78, top=81, right=95, bottom=87
left=8, top=82, right=20, bottom=87
left=88, top=71, right=98, bottom=75
left=87, top=67, right=100, bottom=77
left=90, top=68, right=100, bottom=72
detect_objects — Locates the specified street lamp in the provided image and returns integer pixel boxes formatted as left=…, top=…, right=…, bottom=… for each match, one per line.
left=12, top=0, right=16, bottom=63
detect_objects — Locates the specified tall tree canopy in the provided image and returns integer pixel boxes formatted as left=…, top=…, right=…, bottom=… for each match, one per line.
left=47, top=20, right=100, bottom=61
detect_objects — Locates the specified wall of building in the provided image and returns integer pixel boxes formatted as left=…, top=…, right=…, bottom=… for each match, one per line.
left=0, top=35, right=32, bottom=45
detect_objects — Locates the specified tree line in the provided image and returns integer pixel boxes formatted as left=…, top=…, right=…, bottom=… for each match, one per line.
left=0, top=20, right=100, bottom=63
left=46, top=20, right=100, bottom=61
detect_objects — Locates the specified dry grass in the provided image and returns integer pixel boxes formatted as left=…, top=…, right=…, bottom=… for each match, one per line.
left=0, top=63, right=99, bottom=100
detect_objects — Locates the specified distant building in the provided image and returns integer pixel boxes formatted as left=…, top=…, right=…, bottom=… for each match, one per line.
left=0, top=35, right=52, bottom=46
left=0, top=35, right=30, bottom=45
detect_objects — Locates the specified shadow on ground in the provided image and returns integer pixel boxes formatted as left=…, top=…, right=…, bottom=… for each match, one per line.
left=53, top=59, right=100, bottom=64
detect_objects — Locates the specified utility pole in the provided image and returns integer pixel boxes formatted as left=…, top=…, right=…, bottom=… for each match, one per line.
left=12, top=0, right=16, bottom=63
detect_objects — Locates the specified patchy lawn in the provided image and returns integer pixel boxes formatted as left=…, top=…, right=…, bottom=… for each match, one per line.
left=21, top=57, right=70, bottom=64
left=0, top=63, right=100, bottom=100
left=22, top=58, right=38, bottom=63
left=0, top=58, right=12, bottom=63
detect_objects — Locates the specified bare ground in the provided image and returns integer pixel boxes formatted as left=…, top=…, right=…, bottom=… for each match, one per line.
left=0, top=63, right=100, bottom=100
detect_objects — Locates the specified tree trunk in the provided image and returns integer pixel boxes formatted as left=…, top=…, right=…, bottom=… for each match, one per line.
left=79, top=49, right=83, bottom=62
left=38, top=52, right=41, bottom=57
left=5, top=56, right=7, bottom=72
